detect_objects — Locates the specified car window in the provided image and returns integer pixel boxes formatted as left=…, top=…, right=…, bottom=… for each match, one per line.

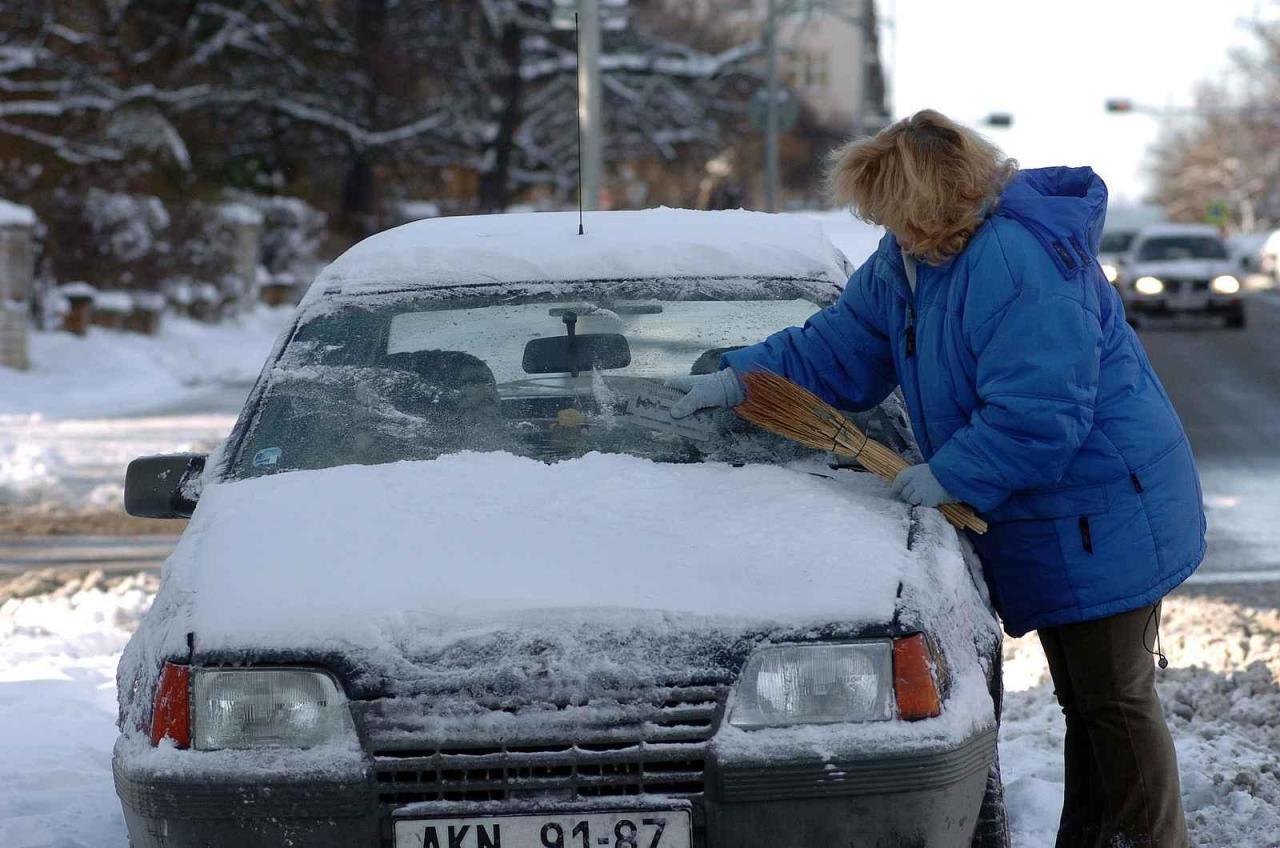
left=1099, top=231, right=1135, bottom=253
left=1136, top=235, right=1227, bottom=261
left=229, top=291, right=837, bottom=478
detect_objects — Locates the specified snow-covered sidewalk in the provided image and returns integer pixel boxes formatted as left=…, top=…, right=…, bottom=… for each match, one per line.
left=0, top=413, right=238, bottom=509
left=0, top=575, right=1276, bottom=848
left=0, top=572, right=155, bottom=847
left=0, top=307, right=292, bottom=510
left=0, top=306, right=290, bottom=420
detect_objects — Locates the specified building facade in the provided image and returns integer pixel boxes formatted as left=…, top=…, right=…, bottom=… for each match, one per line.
left=672, top=0, right=888, bottom=135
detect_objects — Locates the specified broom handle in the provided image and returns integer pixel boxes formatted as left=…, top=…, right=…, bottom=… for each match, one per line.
left=939, top=502, right=989, bottom=535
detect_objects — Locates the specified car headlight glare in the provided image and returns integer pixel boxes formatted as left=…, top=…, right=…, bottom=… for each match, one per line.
left=1211, top=274, right=1241, bottom=294
left=192, top=668, right=353, bottom=750
left=728, top=642, right=893, bottom=728
left=1101, top=263, right=1118, bottom=283
left=1134, top=276, right=1164, bottom=295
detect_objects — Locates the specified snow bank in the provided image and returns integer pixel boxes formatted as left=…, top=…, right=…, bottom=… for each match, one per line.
left=0, top=414, right=236, bottom=508
left=999, top=596, right=1280, bottom=847
left=0, top=198, right=36, bottom=228
left=0, top=573, right=155, bottom=847
left=311, top=209, right=851, bottom=298
left=0, top=306, right=292, bottom=419
left=178, top=452, right=912, bottom=652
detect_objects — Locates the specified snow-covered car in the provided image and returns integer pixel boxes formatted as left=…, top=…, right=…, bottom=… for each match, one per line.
left=114, top=209, right=1007, bottom=848
left=1115, top=223, right=1246, bottom=328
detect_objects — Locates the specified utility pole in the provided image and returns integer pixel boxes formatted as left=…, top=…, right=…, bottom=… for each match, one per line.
left=578, top=0, right=604, bottom=211
left=764, top=0, right=779, bottom=213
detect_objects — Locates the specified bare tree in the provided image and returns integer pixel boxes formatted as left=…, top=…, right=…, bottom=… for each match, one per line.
left=0, top=0, right=761, bottom=223
left=1151, top=20, right=1280, bottom=230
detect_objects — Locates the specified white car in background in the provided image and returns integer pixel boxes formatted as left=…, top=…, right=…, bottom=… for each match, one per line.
left=1114, top=223, right=1246, bottom=329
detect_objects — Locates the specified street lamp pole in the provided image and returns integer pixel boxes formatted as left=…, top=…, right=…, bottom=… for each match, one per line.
left=764, top=0, right=779, bottom=213
left=578, top=0, right=604, bottom=210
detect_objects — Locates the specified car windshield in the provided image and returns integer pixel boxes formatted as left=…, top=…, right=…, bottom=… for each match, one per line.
left=1137, top=235, right=1227, bottom=261
left=1099, top=231, right=1135, bottom=253
left=229, top=289, right=852, bottom=478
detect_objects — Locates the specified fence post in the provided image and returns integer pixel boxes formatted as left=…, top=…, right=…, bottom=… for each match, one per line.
left=219, top=203, right=263, bottom=314
left=0, top=200, right=36, bottom=371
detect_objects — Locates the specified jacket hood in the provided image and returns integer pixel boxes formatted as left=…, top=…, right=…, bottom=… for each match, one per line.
left=996, top=166, right=1110, bottom=276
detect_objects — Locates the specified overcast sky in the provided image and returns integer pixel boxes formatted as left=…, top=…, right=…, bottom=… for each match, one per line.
left=885, top=0, right=1272, bottom=205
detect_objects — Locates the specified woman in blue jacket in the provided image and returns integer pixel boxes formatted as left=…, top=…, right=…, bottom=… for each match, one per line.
left=671, top=110, right=1203, bottom=847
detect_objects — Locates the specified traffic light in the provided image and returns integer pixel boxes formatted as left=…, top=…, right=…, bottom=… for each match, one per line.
left=984, top=113, right=1013, bottom=128
left=1105, top=98, right=1134, bottom=113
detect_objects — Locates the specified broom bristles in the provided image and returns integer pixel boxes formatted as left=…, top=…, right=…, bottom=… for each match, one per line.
left=736, top=372, right=989, bottom=535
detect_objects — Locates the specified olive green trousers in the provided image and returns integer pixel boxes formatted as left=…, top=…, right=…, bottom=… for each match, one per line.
left=1038, top=602, right=1189, bottom=848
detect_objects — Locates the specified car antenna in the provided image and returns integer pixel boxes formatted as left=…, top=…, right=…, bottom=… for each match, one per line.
left=574, top=11, right=585, bottom=236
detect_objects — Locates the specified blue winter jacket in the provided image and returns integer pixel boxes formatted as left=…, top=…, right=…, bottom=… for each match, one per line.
left=724, top=167, right=1206, bottom=636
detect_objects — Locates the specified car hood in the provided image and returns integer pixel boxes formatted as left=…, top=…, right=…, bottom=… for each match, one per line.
left=169, top=452, right=930, bottom=658
left=1127, top=258, right=1233, bottom=278
left=123, top=451, right=999, bottom=740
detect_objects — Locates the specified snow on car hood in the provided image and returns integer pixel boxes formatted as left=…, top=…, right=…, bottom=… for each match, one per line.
left=171, top=452, right=916, bottom=654
left=122, top=452, right=999, bottom=754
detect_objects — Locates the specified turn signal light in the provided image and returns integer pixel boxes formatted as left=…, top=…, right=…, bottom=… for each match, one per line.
left=893, top=634, right=942, bottom=721
left=150, top=662, right=191, bottom=748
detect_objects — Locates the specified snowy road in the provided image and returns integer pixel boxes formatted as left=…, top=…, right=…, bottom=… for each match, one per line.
left=1142, top=293, right=1280, bottom=603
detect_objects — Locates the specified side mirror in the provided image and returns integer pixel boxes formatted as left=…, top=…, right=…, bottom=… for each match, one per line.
left=124, top=453, right=207, bottom=519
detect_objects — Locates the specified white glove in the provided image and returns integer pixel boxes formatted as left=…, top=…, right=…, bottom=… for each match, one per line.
left=666, top=369, right=745, bottom=419
left=890, top=464, right=959, bottom=507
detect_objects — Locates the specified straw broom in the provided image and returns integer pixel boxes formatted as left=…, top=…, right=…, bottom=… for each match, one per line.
left=736, top=372, right=988, bottom=534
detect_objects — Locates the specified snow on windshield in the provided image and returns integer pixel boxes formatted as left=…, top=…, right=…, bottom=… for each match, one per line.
left=229, top=294, right=828, bottom=477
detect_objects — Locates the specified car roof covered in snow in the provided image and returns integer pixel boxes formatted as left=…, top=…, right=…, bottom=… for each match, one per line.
left=306, top=208, right=852, bottom=304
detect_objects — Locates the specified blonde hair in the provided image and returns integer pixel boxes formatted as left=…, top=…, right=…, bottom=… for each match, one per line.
left=828, top=110, right=1017, bottom=263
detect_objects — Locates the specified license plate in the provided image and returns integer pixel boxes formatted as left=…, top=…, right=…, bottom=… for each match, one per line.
left=394, top=810, right=691, bottom=848
left=1169, top=294, right=1210, bottom=311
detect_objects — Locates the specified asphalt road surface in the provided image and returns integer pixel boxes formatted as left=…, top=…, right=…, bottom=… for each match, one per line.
left=1140, top=292, right=1280, bottom=606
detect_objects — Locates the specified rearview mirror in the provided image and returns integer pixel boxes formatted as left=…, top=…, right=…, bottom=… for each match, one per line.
left=522, top=333, right=631, bottom=375
left=124, top=453, right=206, bottom=519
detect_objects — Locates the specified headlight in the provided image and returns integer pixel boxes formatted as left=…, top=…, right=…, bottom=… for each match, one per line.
left=1101, top=263, right=1118, bottom=283
left=728, top=642, right=894, bottom=728
left=1134, top=276, right=1164, bottom=295
left=1211, top=274, right=1241, bottom=294
left=192, top=668, right=354, bottom=750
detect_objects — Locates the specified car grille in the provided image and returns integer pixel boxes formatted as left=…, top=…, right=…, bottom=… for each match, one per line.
left=364, top=682, right=727, bottom=845
left=1162, top=279, right=1210, bottom=294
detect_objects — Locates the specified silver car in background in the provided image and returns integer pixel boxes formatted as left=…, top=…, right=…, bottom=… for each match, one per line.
left=1113, top=223, right=1246, bottom=329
